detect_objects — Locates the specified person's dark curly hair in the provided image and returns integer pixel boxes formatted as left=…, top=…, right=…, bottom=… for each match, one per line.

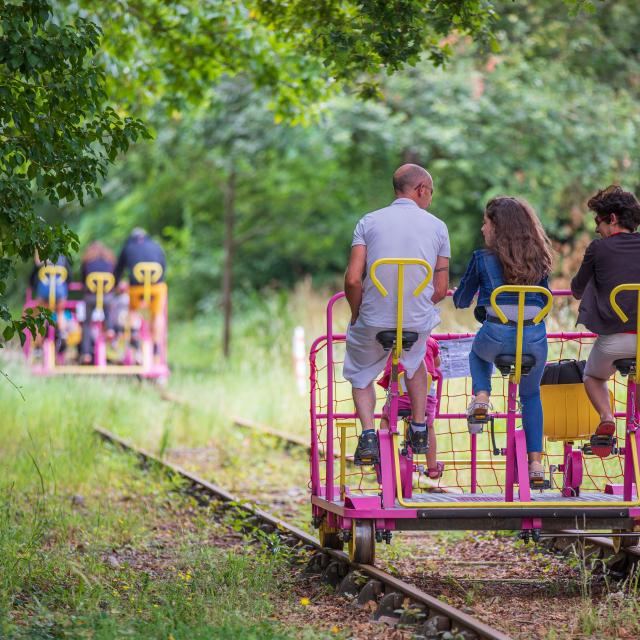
left=587, top=185, right=640, bottom=232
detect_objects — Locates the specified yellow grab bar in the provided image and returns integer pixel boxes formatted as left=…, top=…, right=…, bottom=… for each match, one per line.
left=370, top=258, right=433, bottom=363
left=38, top=264, right=68, bottom=309
left=85, top=272, right=115, bottom=314
left=132, top=261, right=163, bottom=305
left=610, top=284, right=640, bottom=383
left=489, top=285, right=553, bottom=384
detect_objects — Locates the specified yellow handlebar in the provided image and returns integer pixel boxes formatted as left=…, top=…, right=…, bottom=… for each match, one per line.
left=370, top=258, right=433, bottom=363
left=132, top=262, right=163, bottom=305
left=489, top=285, right=553, bottom=384
left=610, top=284, right=640, bottom=382
left=38, top=265, right=68, bottom=309
left=86, top=272, right=116, bottom=314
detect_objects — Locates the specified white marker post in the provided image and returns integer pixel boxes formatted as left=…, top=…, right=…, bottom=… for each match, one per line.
left=293, top=326, right=306, bottom=395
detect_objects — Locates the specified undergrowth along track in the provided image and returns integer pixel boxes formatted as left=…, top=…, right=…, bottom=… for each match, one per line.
left=95, top=425, right=510, bottom=640
left=230, top=415, right=640, bottom=568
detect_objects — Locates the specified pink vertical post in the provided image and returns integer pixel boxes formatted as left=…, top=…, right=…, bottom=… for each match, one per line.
left=43, top=324, right=55, bottom=372
left=309, top=336, right=325, bottom=496
left=514, top=429, right=531, bottom=501
left=470, top=433, right=477, bottom=494
left=325, top=292, right=345, bottom=503
left=624, top=381, right=636, bottom=501
left=378, top=429, right=397, bottom=508
left=504, top=379, right=517, bottom=502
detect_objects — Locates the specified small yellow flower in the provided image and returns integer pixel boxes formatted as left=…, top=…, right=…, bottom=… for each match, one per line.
left=331, top=626, right=340, bottom=634
left=299, top=597, right=311, bottom=606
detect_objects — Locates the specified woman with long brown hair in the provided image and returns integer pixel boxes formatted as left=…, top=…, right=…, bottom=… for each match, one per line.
left=453, top=197, right=554, bottom=483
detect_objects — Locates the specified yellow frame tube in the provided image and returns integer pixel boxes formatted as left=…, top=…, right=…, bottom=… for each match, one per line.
left=489, top=285, right=553, bottom=384
left=132, top=261, right=163, bottom=305
left=86, top=272, right=116, bottom=313
left=610, top=284, right=640, bottom=383
left=392, top=432, right=640, bottom=508
left=38, top=265, right=68, bottom=309
left=370, top=258, right=433, bottom=364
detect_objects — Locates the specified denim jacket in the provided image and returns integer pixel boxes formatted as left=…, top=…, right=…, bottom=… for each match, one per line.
left=453, top=249, right=550, bottom=311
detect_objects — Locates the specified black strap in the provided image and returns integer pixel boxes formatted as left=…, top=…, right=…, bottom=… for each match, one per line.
left=486, top=316, right=536, bottom=327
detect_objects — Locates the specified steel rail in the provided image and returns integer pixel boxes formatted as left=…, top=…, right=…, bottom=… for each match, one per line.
left=95, top=426, right=510, bottom=640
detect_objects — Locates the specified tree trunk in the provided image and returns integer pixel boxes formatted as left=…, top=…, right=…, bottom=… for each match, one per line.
left=222, top=170, right=236, bottom=358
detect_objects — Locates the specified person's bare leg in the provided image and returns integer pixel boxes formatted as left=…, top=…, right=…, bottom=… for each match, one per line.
left=353, top=384, right=376, bottom=431
left=584, top=375, right=614, bottom=422
left=379, top=415, right=389, bottom=430
left=405, top=362, right=428, bottom=424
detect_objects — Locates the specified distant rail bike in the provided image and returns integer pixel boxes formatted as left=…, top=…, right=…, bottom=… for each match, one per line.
left=23, top=262, right=169, bottom=379
left=309, top=259, right=640, bottom=564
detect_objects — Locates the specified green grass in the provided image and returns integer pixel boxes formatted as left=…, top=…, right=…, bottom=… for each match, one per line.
left=1, top=283, right=635, bottom=638
left=0, top=357, right=317, bottom=638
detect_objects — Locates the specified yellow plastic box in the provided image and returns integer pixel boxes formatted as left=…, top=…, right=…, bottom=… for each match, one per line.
left=541, top=383, right=613, bottom=442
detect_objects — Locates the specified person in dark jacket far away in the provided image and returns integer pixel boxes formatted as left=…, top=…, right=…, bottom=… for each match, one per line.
left=115, top=228, right=167, bottom=355
left=571, top=186, right=640, bottom=456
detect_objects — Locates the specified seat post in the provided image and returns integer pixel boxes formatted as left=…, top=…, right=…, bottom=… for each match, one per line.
left=610, top=284, right=640, bottom=500
left=369, top=258, right=432, bottom=510
left=489, top=285, right=553, bottom=502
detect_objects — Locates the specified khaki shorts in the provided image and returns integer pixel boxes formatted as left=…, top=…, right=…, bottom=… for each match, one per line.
left=584, top=333, right=637, bottom=379
left=343, top=317, right=428, bottom=389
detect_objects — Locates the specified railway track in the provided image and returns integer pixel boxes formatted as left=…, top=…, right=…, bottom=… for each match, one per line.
left=95, top=426, right=510, bottom=640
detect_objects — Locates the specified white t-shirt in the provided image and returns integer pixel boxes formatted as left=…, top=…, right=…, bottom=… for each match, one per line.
left=352, top=198, right=450, bottom=332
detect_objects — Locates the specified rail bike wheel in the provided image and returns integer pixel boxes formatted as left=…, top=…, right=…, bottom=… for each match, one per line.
left=348, top=519, right=375, bottom=565
left=319, top=520, right=344, bottom=550
left=612, top=529, right=640, bottom=553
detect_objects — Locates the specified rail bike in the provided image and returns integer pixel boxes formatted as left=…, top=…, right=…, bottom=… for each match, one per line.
left=22, top=262, right=169, bottom=379
left=309, top=259, right=640, bottom=564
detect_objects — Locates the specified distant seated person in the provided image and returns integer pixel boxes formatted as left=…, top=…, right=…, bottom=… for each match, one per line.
left=377, top=336, right=443, bottom=477
left=114, top=228, right=167, bottom=354
left=30, top=251, right=72, bottom=334
left=79, top=241, right=117, bottom=365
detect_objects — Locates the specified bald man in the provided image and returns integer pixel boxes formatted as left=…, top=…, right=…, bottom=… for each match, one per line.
left=344, top=164, right=450, bottom=464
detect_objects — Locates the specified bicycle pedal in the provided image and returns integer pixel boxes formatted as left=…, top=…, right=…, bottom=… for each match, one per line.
left=529, top=478, right=550, bottom=490
left=354, top=455, right=379, bottom=467
left=584, top=434, right=616, bottom=458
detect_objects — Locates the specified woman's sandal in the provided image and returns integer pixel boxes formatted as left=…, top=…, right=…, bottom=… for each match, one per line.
left=467, top=398, right=492, bottom=422
left=528, top=461, right=545, bottom=484
left=427, top=461, right=445, bottom=479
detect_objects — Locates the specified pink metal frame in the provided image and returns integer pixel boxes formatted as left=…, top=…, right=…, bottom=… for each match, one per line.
left=22, top=282, right=169, bottom=378
left=310, top=290, right=638, bottom=533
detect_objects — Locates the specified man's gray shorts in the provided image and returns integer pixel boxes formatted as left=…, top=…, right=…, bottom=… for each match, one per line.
left=343, top=317, right=428, bottom=389
left=585, top=333, right=638, bottom=379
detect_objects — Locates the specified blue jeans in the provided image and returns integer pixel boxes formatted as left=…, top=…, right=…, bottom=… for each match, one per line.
left=469, top=321, right=548, bottom=453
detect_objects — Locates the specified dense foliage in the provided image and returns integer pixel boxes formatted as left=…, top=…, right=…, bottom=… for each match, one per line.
left=62, top=1, right=640, bottom=322
left=0, top=0, right=148, bottom=341
left=2, top=0, right=503, bottom=342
